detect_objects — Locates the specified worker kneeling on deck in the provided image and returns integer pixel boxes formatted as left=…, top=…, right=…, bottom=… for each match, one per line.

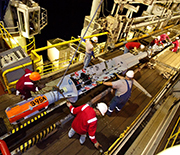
left=67, top=101, right=107, bottom=148
left=103, top=70, right=134, bottom=116
left=16, top=68, right=41, bottom=100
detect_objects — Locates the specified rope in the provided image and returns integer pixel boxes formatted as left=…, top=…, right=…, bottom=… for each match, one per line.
left=57, top=0, right=104, bottom=89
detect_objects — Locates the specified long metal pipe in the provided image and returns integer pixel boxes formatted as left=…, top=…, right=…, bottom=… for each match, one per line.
left=131, top=14, right=180, bottom=29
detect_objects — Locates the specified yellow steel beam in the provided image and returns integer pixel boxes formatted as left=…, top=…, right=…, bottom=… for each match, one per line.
left=32, top=32, right=109, bottom=53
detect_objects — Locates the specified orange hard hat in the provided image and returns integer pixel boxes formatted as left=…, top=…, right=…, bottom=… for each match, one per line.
left=29, top=72, right=41, bottom=81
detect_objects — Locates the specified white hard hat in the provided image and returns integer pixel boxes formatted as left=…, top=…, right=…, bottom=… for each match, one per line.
left=140, top=44, right=145, bottom=49
left=126, top=70, right=134, bottom=78
left=176, top=37, right=179, bottom=40
left=91, top=36, right=98, bottom=43
left=157, top=36, right=160, bottom=40
left=96, top=102, right=107, bottom=116
left=167, top=32, right=170, bottom=35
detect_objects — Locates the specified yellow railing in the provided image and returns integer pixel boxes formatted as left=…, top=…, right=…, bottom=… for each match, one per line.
left=35, top=58, right=73, bottom=76
left=22, top=37, right=36, bottom=55
left=164, top=117, right=180, bottom=149
left=32, top=32, right=109, bottom=53
left=0, top=22, right=19, bottom=48
left=2, top=50, right=41, bottom=94
left=2, top=32, right=109, bottom=94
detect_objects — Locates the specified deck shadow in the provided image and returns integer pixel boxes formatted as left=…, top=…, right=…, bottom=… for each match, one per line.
left=118, top=102, right=139, bottom=118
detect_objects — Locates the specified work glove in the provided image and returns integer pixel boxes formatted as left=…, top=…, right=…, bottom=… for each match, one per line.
left=16, top=90, right=20, bottom=95
left=94, top=141, right=102, bottom=149
left=96, top=81, right=103, bottom=85
left=112, top=72, right=119, bottom=80
left=35, top=87, right=39, bottom=92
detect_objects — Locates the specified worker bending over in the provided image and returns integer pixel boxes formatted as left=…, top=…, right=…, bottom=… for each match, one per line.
left=124, top=42, right=145, bottom=54
left=67, top=101, right=107, bottom=149
left=16, top=68, right=42, bottom=100
left=171, top=37, right=179, bottom=53
left=150, top=37, right=164, bottom=48
left=103, top=70, right=134, bottom=116
left=158, top=32, right=171, bottom=45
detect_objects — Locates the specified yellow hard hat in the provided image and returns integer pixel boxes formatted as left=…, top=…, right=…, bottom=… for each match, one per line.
left=29, top=72, right=41, bottom=81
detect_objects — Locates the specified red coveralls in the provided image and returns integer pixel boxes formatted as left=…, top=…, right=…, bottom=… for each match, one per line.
left=16, top=68, right=38, bottom=99
left=171, top=40, right=179, bottom=52
left=69, top=104, right=97, bottom=144
left=125, top=42, right=141, bottom=50
left=150, top=38, right=163, bottom=46
left=159, top=34, right=170, bottom=43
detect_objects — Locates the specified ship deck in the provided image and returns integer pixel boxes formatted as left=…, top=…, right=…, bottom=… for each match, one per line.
left=22, top=67, right=167, bottom=155
left=0, top=44, right=180, bottom=154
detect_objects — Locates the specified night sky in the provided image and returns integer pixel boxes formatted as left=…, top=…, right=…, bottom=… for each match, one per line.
left=34, top=1, right=146, bottom=59
left=35, top=0, right=94, bottom=48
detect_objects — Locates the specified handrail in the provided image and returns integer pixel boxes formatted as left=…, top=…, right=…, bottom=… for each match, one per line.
left=0, top=22, right=19, bottom=48
left=22, top=37, right=36, bottom=54
left=164, top=116, right=180, bottom=149
left=0, top=140, right=11, bottom=155
left=2, top=50, right=41, bottom=94
left=32, top=32, right=109, bottom=53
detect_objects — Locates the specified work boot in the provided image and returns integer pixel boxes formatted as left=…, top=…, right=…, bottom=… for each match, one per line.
left=79, top=134, right=86, bottom=144
left=68, top=128, right=76, bottom=138
left=106, top=110, right=112, bottom=117
left=115, top=107, right=121, bottom=113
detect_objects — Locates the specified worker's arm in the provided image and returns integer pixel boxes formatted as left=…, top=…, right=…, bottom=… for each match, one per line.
left=116, top=73, right=124, bottom=79
left=133, top=47, right=138, bottom=52
left=88, top=120, right=102, bottom=149
left=67, top=102, right=87, bottom=115
left=103, top=81, right=113, bottom=86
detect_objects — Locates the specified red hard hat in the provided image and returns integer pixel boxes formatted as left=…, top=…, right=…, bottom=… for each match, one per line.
left=29, top=72, right=41, bottom=81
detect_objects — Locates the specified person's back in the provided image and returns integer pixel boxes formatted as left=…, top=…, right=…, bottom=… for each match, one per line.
left=71, top=104, right=97, bottom=134
left=16, top=69, right=41, bottom=99
left=16, top=68, right=32, bottom=93
left=125, top=42, right=141, bottom=50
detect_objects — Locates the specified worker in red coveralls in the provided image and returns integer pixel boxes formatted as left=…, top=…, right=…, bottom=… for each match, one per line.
left=150, top=37, right=164, bottom=47
left=67, top=101, right=107, bottom=149
left=124, top=42, right=145, bottom=54
left=171, top=37, right=179, bottom=53
left=16, top=68, right=41, bottom=100
left=158, top=32, right=172, bottom=45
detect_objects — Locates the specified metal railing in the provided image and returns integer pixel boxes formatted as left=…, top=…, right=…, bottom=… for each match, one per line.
left=2, top=50, right=41, bottom=94
left=40, top=7, right=48, bottom=30
left=164, top=116, right=180, bottom=149
left=22, top=37, right=36, bottom=55
left=35, top=58, right=73, bottom=76
left=0, top=22, right=19, bottom=48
